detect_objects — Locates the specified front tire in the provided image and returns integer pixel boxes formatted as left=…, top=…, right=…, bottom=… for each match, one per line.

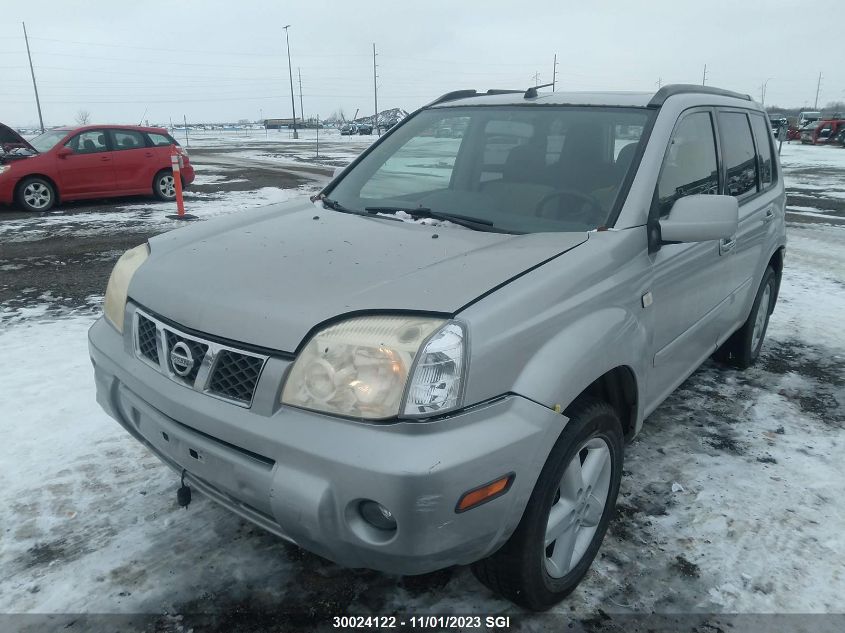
left=153, top=169, right=176, bottom=201
left=17, top=177, right=55, bottom=212
left=471, top=397, right=624, bottom=611
left=714, top=266, right=777, bottom=369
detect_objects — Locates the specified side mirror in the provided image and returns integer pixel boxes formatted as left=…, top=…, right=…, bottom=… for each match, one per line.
left=659, top=195, right=738, bottom=243
left=57, top=146, right=73, bottom=158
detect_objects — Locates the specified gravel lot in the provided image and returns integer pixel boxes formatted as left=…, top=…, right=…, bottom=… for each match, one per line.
left=1, top=134, right=843, bottom=632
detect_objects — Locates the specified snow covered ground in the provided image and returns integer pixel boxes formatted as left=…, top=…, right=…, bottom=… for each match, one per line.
left=1, top=141, right=843, bottom=630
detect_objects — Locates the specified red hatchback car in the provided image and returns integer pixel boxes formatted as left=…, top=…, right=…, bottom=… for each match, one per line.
left=0, top=123, right=194, bottom=212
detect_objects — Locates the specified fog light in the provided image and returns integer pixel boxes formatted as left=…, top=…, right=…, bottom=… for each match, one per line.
left=359, top=500, right=397, bottom=531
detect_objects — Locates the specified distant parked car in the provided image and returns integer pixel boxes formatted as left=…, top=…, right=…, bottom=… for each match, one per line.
left=340, top=124, right=357, bottom=136
left=800, top=121, right=820, bottom=144
left=770, top=117, right=788, bottom=136
left=0, top=124, right=193, bottom=212
left=813, top=120, right=845, bottom=145
left=357, top=123, right=373, bottom=135
left=835, top=128, right=845, bottom=147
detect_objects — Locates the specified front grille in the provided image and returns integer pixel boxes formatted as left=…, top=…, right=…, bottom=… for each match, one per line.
left=209, top=350, right=265, bottom=404
left=137, top=315, right=159, bottom=363
left=133, top=308, right=268, bottom=408
left=164, top=330, right=208, bottom=384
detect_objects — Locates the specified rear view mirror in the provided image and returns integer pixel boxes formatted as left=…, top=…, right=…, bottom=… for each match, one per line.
left=660, top=195, right=738, bottom=243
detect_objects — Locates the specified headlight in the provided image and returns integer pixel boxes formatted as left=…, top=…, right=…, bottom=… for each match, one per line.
left=103, top=243, right=149, bottom=333
left=281, top=316, right=467, bottom=420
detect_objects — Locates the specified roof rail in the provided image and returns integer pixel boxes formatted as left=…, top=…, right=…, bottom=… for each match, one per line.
left=649, top=84, right=753, bottom=107
left=426, top=88, right=523, bottom=107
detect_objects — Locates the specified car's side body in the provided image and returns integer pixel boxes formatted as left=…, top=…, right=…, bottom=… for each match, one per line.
left=451, top=89, right=785, bottom=438
left=0, top=124, right=194, bottom=208
left=88, top=86, right=786, bottom=584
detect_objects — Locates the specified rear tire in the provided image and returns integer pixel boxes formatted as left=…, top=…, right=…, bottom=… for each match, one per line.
left=16, top=177, right=55, bottom=212
left=153, top=169, right=176, bottom=201
left=471, top=397, right=624, bottom=611
left=714, top=266, right=777, bottom=369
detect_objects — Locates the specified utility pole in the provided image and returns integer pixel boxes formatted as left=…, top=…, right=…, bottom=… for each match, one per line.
left=657, top=77, right=662, bottom=89
left=761, top=78, right=772, bottom=105
left=283, top=25, right=298, bottom=139
left=22, top=22, right=44, bottom=133
left=183, top=114, right=189, bottom=148
left=532, top=71, right=541, bottom=87
left=373, top=43, right=379, bottom=135
left=702, top=64, right=708, bottom=86
left=814, top=72, right=822, bottom=110
left=298, top=67, right=304, bottom=130
left=552, top=53, right=558, bottom=91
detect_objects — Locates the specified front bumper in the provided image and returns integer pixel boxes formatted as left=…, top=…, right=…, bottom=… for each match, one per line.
left=0, top=175, right=14, bottom=205
left=88, top=316, right=566, bottom=575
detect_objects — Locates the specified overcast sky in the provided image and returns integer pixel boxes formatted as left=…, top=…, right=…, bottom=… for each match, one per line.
left=4, top=0, right=843, bottom=128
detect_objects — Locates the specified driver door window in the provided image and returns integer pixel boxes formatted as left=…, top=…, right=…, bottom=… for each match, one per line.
left=656, top=111, right=719, bottom=216
left=67, top=130, right=108, bottom=154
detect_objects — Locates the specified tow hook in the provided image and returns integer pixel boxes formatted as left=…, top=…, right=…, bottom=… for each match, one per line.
left=177, top=469, right=192, bottom=509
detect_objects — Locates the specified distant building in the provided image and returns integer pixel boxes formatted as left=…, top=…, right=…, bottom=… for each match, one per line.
left=264, top=118, right=298, bottom=130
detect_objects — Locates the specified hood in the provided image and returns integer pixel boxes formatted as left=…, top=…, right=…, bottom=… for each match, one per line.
left=130, top=200, right=588, bottom=352
left=0, top=123, right=36, bottom=154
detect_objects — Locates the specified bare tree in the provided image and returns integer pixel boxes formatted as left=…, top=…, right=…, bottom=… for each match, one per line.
left=75, top=109, right=91, bottom=125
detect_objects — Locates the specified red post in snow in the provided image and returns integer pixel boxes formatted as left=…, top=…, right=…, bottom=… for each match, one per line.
left=166, top=144, right=197, bottom=220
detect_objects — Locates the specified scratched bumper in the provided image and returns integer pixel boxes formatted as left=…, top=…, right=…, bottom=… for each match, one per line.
left=88, top=315, right=565, bottom=575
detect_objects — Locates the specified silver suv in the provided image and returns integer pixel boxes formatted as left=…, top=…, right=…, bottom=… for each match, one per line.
left=89, top=84, right=786, bottom=610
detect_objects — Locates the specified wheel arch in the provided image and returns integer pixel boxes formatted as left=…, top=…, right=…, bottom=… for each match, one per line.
left=14, top=173, right=61, bottom=204
left=767, top=246, right=785, bottom=312
left=572, top=366, right=639, bottom=441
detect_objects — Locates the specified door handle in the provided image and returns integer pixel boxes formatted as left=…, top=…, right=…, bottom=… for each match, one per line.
left=144, top=152, right=154, bottom=157
left=100, top=156, right=111, bottom=162
left=763, top=207, right=775, bottom=223
left=719, top=237, right=736, bottom=255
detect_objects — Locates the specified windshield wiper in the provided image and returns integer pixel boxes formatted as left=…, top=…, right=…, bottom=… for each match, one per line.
left=364, top=206, right=499, bottom=232
left=322, top=197, right=366, bottom=216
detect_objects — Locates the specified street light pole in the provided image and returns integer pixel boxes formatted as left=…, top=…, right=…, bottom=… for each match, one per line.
left=283, top=25, right=298, bottom=139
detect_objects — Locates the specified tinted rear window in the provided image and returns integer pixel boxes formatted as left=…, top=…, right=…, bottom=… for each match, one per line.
left=718, top=112, right=757, bottom=201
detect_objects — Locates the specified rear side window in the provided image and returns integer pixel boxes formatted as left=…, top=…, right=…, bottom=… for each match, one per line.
left=111, top=129, right=145, bottom=151
left=718, top=112, right=758, bottom=201
left=656, top=111, right=719, bottom=216
left=749, top=114, right=774, bottom=188
left=147, top=132, right=177, bottom=147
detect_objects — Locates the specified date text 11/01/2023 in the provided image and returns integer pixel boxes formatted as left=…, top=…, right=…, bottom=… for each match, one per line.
left=332, top=615, right=512, bottom=629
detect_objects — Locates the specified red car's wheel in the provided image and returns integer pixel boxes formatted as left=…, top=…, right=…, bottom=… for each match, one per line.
left=16, top=177, right=56, bottom=212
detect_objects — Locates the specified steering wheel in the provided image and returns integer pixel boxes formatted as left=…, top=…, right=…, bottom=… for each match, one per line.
left=534, top=189, right=604, bottom=223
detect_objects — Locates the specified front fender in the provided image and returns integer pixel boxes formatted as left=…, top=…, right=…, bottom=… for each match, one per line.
left=511, top=306, right=648, bottom=433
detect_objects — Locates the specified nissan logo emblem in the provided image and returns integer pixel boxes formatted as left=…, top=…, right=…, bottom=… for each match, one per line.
left=169, top=341, right=195, bottom=377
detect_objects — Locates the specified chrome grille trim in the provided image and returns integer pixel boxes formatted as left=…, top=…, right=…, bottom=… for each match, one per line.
left=132, top=308, right=268, bottom=408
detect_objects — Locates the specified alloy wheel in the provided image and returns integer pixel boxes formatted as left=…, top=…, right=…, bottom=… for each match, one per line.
left=159, top=175, right=176, bottom=198
left=23, top=182, right=52, bottom=210
left=543, top=437, right=612, bottom=578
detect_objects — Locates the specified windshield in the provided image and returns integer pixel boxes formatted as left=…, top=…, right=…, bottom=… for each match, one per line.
left=328, top=105, right=654, bottom=233
left=29, top=130, right=69, bottom=152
